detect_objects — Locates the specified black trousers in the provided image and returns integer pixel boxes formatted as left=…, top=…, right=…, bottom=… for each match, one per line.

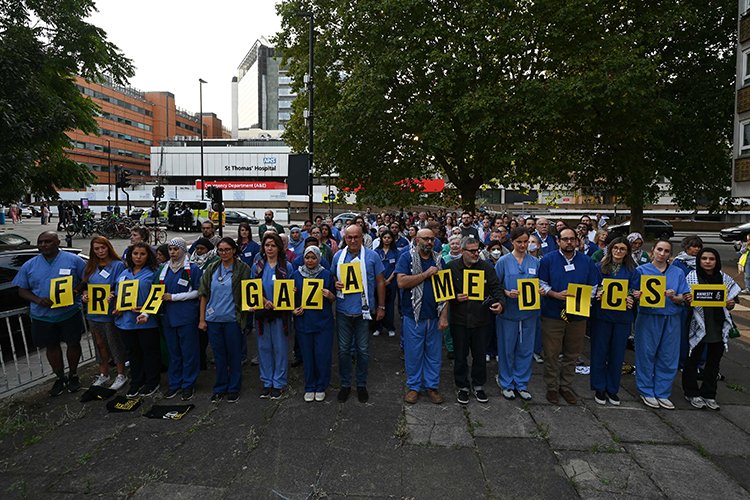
left=120, top=327, right=161, bottom=390
left=451, top=323, right=489, bottom=389
left=682, top=341, right=724, bottom=399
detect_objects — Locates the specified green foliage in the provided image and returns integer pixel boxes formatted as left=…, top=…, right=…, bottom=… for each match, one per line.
left=0, top=0, right=134, bottom=204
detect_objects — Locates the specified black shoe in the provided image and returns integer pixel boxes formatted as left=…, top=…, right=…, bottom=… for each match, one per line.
left=338, top=387, right=351, bottom=402
left=259, top=387, right=271, bottom=399
left=270, top=388, right=282, bottom=400
left=447, top=351, right=455, bottom=360
left=49, top=377, right=67, bottom=397
left=474, top=388, right=488, bottom=403
left=606, top=392, right=620, bottom=406
left=211, top=393, right=223, bottom=403
left=66, top=375, right=81, bottom=393
left=457, top=389, right=470, bottom=405
left=594, top=391, right=607, bottom=405
left=181, top=387, right=194, bottom=401
left=357, top=386, right=369, bottom=403
left=227, top=392, right=240, bottom=403
left=126, top=386, right=142, bottom=399
left=164, top=388, right=181, bottom=399
left=291, top=357, right=303, bottom=367
left=140, top=385, right=160, bottom=397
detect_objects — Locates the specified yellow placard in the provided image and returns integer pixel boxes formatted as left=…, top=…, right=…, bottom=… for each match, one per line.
left=640, top=275, right=666, bottom=308
left=463, top=270, right=484, bottom=301
left=601, top=279, right=629, bottom=311
left=301, top=279, right=324, bottom=310
left=87, top=284, right=110, bottom=315
left=273, top=279, right=295, bottom=311
left=690, top=284, right=726, bottom=308
left=566, top=284, right=593, bottom=317
left=241, top=279, right=264, bottom=311
left=431, top=269, right=455, bottom=303
left=140, top=285, right=165, bottom=315
left=116, top=279, right=139, bottom=311
left=518, top=279, right=540, bottom=311
left=50, top=276, right=74, bottom=309
left=339, top=263, right=363, bottom=294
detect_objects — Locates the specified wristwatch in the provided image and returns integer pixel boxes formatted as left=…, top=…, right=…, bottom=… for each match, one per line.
left=377, top=305, right=386, bottom=310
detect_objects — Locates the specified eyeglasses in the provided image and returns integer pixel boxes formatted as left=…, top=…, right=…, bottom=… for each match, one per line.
left=611, top=247, right=628, bottom=253
left=464, top=248, right=480, bottom=254
left=217, top=248, right=233, bottom=253
left=420, top=237, right=435, bottom=241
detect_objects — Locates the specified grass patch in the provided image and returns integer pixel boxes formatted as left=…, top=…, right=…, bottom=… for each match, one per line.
left=726, top=383, right=745, bottom=393
left=393, top=412, right=409, bottom=446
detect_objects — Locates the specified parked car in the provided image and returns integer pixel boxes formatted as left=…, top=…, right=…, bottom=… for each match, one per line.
left=607, top=218, right=674, bottom=239
left=0, top=233, right=33, bottom=250
left=224, top=210, right=260, bottom=225
left=333, top=212, right=360, bottom=226
left=719, top=222, right=750, bottom=242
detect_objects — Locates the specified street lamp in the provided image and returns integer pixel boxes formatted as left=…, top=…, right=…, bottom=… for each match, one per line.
left=199, top=78, right=207, bottom=200
left=298, top=12, right=315, bottom=222
left=106, top=139, right=112, bottom=205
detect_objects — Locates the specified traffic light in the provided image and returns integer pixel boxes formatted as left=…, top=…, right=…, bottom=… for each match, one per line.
left=152, top=185, right=165, bottom=199
left=207, top=186, right=224, bottom=212
left=116, top=170, right=132, bottom=188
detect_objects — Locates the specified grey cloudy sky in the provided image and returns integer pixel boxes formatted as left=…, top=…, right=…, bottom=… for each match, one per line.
left=89, top=0, right=282, bottom=127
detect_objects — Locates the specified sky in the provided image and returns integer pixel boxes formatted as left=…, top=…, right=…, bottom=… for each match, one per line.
left=88, top=0, right=283, bottom=126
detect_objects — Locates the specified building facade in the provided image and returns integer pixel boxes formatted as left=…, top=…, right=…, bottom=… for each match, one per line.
left=734, top=0, right=750, bottom=197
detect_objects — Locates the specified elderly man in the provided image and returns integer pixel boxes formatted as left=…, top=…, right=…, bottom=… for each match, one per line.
left=396, top=229, right=446, bottom=404
left=332, top=224, right=385, bottom=403
left=533, top=217, right=558, bottom=256
left=441, top=236, right=505, bottom=404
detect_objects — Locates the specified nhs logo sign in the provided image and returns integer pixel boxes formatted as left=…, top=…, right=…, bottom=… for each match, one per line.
left=263, top=157, right=277, bottom=165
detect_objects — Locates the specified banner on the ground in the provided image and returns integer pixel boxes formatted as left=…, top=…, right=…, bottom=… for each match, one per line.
left=518, top=278, right=540, bottom=310
left=432, top=270, right=455, bottom=302
left=301, top=278, right=324, bottom=310
left=600, top=279, right=629, bottom=311
left=140, top=284, right=165, bottom=315
left=49, top=276, right=74, bottom=309
left=273, top=279, right=295, bottom=311
left=339, top=263, right=363, bottom=294
left=87, top=284, right=110, bottom=315
left=566, top=284, right=592, bottom=317
left=690, top=284, right=726, bottom=308
left=116, top=279, right=138, bottom=311
left=463, top=270, right=484, bottom=301
left=640, top=275, right=666, bottom=308
left=241, top=279, right=263, bottom=311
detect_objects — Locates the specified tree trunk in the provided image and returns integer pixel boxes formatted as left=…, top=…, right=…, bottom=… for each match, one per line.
left=458, top=178, right=482, bottom=212
left=629, top=190, right=645, bottom=235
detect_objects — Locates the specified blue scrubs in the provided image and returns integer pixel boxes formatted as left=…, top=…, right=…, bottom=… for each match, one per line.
left=13, top=251, right=86, bottom=322
left=495, top=253, right=540, bottom=391
left=114, top=268, right=158, bottom=330
left=395, top=251, right=441, bottom=392
left=535, top=233, right=558, bottom=256
left=252, top=261, right=295, bottom=390
left=590, top=263, right=637, bottom=395
left=158, top=263, right=203, bottom=391
left=634, top=263, right=689, bottom=399
left=206, top=262, right=242, bottom=394
left=238, top=240, right=260, bottom=266
left=85, top=260, right=126, bottom=322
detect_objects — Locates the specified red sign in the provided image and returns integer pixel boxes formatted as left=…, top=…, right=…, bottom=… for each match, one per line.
left=195, top=180, right=287, bottom=190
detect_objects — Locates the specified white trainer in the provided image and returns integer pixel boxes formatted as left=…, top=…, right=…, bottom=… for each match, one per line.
left=657, top=398, right=674, bottom=410
left=304, top=392, right=315, bottom=402
left=110, top=374, right=128, bottom=391
left=93, top=374, right=110, bottom=387
left=703, top=398, right=720, bottom=410
left=314, top=391, right=326, bottom=402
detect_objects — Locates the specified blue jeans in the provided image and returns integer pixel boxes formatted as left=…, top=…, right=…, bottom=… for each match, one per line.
left=337, top=314, right=370, bottom=388
left=207, top=321, right=243, bottom=394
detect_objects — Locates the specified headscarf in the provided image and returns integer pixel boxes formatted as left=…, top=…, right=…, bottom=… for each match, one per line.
left=626, top=232, right=643, bottom=244
left=298, top=245, right=324, bottom=278
left=627, top=232, right=645, bottom=262
left=168, top=237, right=188, bottom=273
left=695, top=247, right=723, bottom=285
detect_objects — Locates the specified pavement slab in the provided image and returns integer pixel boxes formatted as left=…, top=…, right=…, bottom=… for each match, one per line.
left=401, top=445, right=486, bottom=498
left=476, top=437, right=579, bottom=499
left=557, top=450, right=665, bottom=499
left=659, top=410, right=750, bottom=457
left=467, top=399, right=537, bottom=438
left=627, top=444, right=750, bottom=499
left=133, top=482, right=226, bottom=499
left=530, top=405, right=620, bottom=452
left=712, top=456, right=750, bottom=494
left=720, top=404, right=750, bottom=434
left=588, top=403, right=685, bottom=444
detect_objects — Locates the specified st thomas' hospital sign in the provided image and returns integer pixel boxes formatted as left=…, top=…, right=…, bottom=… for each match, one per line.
left=152, top=146, right=290, bottom=178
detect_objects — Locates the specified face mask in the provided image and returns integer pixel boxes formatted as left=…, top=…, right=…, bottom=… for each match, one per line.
left=490, top=250, right=502, bottom=259
left=528, top=243, right=538, bottom=252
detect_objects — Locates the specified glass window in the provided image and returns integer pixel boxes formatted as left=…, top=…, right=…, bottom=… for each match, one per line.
left=742, top=121, right=750, bottom=153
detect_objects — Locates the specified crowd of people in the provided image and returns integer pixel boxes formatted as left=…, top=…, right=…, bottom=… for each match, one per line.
left=12, top=208, right=741, bottom=411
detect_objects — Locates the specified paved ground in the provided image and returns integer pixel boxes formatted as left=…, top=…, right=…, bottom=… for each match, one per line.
left=0, top=220, right=749, bottom=498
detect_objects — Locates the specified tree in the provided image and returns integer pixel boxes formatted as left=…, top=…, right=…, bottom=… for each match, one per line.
left=0, top=0, right=133, bottom=204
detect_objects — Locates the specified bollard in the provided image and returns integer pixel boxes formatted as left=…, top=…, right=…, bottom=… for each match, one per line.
left=65, top=234, right=73, bottom=248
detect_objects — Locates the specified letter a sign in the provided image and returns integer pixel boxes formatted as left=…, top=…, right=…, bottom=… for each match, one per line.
left=518, top=279, right=540, bottom=311
left=273, top=279, right=295, bottom=311
left=431, top=270, right=455, bottom=302
left=340, top=263, right=363, bottom=294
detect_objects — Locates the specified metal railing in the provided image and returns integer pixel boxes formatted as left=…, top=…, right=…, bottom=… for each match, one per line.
left=0, top=308, right=97, bottom=398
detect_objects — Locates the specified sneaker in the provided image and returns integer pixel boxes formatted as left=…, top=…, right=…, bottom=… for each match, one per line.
left=501, top=388, right=516, bottom=400
left=67, top=375, right=81, bottom=393
left=427, top=389, right=444, bottom=404
left=657, top=398, right=674, bottom=410
left=304, top=392, right=315, bottom=402
left=640, top=395, right=659, bottom=409
left=140, top=385, right=160, bottom=397
left=49, top=377, right=67, bottom=397
left=388, top=330, right=396, bottom=337
left=372, top=330, right=380, bottom=337
left=338, top=387, right=351, bottom=402
left=126, top=386, right=142, bottom=399
left=457, top=388, right=470, bottom=405
left=93, top=374, right=110, bottom=387
left=314, top=391, right=326, bottom=402
left=259, top=387, right=272, bottom=399
left=226, top=392, right=240, bottom=403
left=485, top=355, right=491, bottom=362
left=357, top=386, right=369, bottom=403
left=517, top=390, right=532, bottom=401
left=110, top=374, right=128, bottom=391
left=270, top=388, right=283, bottom=400
left=164, top=388, right=181, bottom=399
left=181, top=387, right=194, bottom=401
left=474, top=388, right=489, bottom=403
left=533, top=353, right=544, bottom=364
left=211, top=393, right=224, bottom=403
left=686, top=396, right=706, bottom=409
left=404, top=389, right=419, bottom=404
left=594, top=391, right=607, bottom=405
left=703, top=398, right=720, bottom=410
left=606, top=392, right=620, bottom=406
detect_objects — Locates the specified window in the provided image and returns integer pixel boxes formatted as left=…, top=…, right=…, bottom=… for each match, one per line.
left=744, top=50, right=750, bottom=86
left=278, top=112, right=291, bottom=121
left=741, top=120, right=750, bottom=154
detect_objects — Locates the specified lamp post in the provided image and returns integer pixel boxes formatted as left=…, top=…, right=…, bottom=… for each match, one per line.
left=106, top=139, right=112, bottom=206
left=199, top=78, right=207, bottom=200
left=298, top=12, right=315, bottom=222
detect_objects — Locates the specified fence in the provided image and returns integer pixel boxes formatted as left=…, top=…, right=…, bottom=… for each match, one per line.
left=0, top=308, right=97, bottom=398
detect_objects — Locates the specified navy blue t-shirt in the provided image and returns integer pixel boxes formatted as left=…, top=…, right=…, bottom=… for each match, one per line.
left=395, top=251, right=438, bottom=320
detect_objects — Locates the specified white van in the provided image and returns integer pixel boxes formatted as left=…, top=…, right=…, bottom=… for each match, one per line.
left=141, top=200, right=224, bottom=230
